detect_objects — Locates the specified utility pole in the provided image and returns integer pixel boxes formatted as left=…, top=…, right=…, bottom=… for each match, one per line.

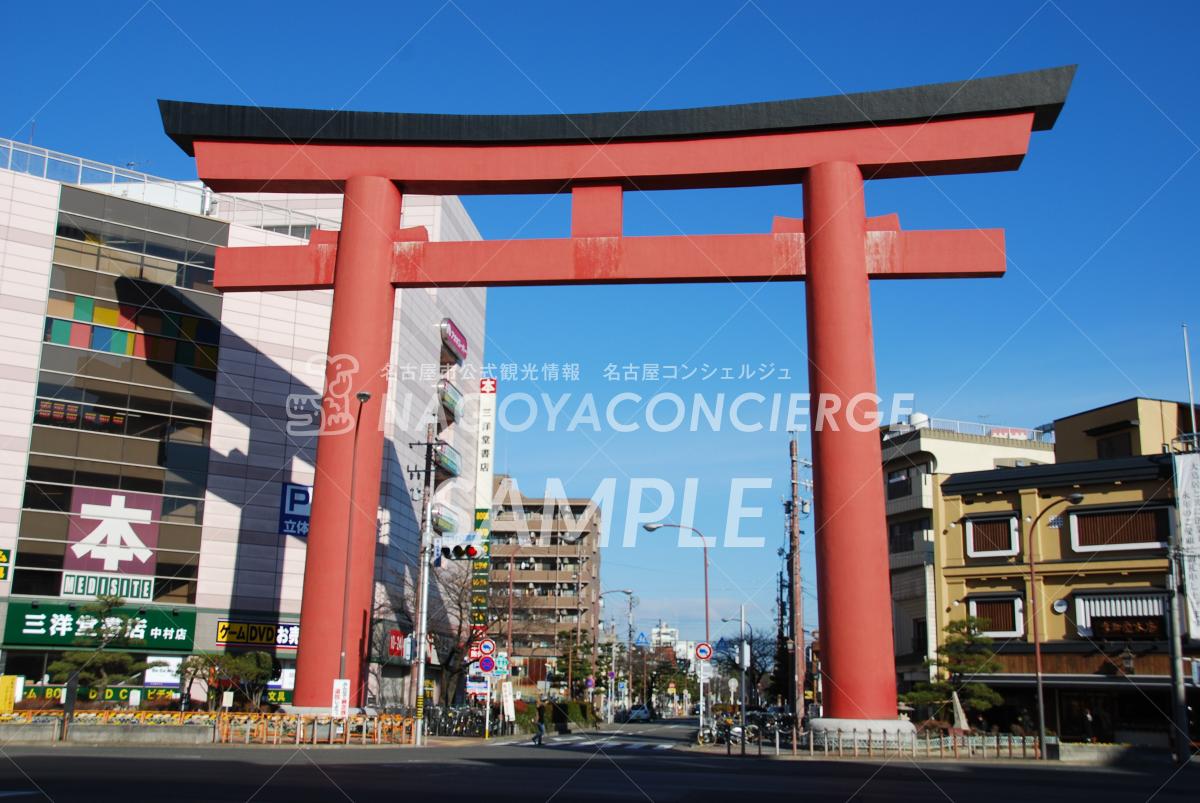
left=789, top=435, right=805, bottom=730
left=409, top=422, right=437, bottom=746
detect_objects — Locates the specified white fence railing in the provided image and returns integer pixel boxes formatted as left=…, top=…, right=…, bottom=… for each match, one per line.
left=0, top=137, right=338, bottom=234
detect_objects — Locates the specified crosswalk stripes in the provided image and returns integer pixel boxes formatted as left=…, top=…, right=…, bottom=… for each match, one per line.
left=543, top=737, right=676, bottom=753
left=483, top=734, right=680, bottom=752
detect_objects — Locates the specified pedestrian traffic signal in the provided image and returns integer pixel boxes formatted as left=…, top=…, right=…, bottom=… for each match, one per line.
left=437, top=533, right=482, bottom=560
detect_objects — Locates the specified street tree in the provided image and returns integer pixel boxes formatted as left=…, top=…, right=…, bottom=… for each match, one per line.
left=714, top=631, right=776, bottom=706
left=901, top=616, right=1003, bottom=719
left=47, top=595, right=157, bottom=703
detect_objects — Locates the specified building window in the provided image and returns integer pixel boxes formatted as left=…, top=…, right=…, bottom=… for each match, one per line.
left=1068, top=507, right=1171, bottom=553
left=1073, top=592, right=1167, bottom=639
left=886, top=468, right=912, bottom=499
left=888, top=516, right=931, bottom=554
left=964, top=515, right=1019, bottom=558
left=968, top=596, right=1024, bottom=638
left=1096, top=432, right=1132, bottom=459
left=911, top=618, right=928, bottom=657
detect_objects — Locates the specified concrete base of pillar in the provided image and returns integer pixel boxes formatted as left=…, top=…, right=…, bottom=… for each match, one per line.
left=810, top=717, right=915, bottom=742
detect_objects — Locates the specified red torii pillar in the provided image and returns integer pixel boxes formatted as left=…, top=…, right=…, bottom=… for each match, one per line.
left=160, top=66, right=1073, bottom=724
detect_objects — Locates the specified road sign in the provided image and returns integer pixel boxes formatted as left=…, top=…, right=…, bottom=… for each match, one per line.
left=585, top=676, right=595, bottom=688
left=617, top=681, right=627, bottom=691
left=479, top=656, right=496, bottom=673
left=698, top=663, right=714, bottom=680
left=634, top=632, right=649, bottom=648
left=494, top=654, right=510, bottom=677
left=606, top=671, right=615, bottom=679
left=331, top=678, right=350, bottom=718
left=479, top=638, right=496, bottom=656
left=695, top=642, right=713, bottom=661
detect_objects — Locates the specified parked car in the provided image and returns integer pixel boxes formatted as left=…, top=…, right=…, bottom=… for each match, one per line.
left=627, top=705, right=652, bottom=722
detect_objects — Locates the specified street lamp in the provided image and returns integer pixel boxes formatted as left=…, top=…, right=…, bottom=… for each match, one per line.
left=644, top=522, right=713, bottom=735
left=1024, top=491, right=1083, bottom=760
left=722, top=608, right=754, bottom=756
left=338, top=391, right=372, bottom=692
left=600, top=589, right=634, bottom=721
left=642, top=523, right=711, bottom=642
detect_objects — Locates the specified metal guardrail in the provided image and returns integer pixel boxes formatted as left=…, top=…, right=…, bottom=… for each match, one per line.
left=215, top=713, right=416, bottom=745
left=0, top=710, right=416, bottom=745
left=894, top=415, right=1055, bottom=444
left=718, top=726, right=1044, bottom=760
left=0, top=136, right=338, bottom=234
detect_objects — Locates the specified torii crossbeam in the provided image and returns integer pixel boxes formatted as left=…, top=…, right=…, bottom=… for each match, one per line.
left=161, top=65, right=1073, bottom=731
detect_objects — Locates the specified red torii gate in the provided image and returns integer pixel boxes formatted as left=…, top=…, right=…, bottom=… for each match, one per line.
left=160, top=65, right=1073, bottom=729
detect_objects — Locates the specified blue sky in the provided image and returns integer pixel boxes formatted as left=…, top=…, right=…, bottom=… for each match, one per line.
left=4, top=1, right=1197, bottom=644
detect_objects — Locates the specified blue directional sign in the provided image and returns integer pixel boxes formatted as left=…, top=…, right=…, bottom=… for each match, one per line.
left=634, top=632, right=649, bottom=648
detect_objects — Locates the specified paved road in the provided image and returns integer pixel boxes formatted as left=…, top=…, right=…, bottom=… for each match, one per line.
left=0, top=719, right=1194, bottom=801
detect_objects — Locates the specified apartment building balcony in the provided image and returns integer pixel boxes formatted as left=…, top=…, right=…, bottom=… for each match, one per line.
left=517, top=595, right=581, bottom=609
left=885, top=471, right=934, bottom=516
left=490, top=543, right=581, bottom=558
left=489, top=569, right=564, bottom=584
left=492, top=512, right=596, bottom=534
left=888, top=529, right=934, bottom=570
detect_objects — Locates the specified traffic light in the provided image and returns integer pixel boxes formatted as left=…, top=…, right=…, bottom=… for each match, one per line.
left=437, top=533, right=482, bottom=560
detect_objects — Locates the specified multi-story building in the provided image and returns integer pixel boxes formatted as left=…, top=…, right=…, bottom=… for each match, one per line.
left=0, top=137, right=487, bottom=708
left=881, top=414, right=1055, bottom=692
left=936, top=398, right=1199, bottom=746
left=488, top=476, right=601, bottom=684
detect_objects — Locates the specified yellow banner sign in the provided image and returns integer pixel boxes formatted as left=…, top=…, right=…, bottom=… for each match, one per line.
left=216, top=620, right=299, bottom=649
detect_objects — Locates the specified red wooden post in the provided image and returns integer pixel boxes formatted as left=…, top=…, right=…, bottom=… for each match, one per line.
left=293, top=176, right=401, bottom=708
left=803, top=161, right=898, bottom=727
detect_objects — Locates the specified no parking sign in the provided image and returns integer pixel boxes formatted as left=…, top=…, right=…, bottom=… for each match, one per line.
left=695, top=642, right=713, bottom=661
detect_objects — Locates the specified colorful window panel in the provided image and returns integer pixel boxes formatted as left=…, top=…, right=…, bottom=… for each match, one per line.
left=44, top=291, right=220, bottom=370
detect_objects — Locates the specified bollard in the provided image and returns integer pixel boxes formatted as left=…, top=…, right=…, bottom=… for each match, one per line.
left=726, top=734, right=731, bottom=756
left=853, top=729, right=859, bottom=758
left=867, top=729, right=872, bottom=757
left=775, top=727, right=780, bottom=756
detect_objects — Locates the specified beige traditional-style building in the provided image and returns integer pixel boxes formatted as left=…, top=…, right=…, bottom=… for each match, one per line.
left=935, top=398, right=1199, bottom=746
left=881, top=415, right=1054, bottom=692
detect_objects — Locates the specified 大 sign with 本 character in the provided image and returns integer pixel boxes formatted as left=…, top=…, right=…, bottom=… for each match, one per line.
left=216, top=620, right=300, bottom=650
left=3, top=602, right=195, bottom=651
left=66, top=489, right=161, bottom=575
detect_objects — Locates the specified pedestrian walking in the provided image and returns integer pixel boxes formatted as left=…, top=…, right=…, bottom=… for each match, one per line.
left=532, top=703, right=546, bottom=746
